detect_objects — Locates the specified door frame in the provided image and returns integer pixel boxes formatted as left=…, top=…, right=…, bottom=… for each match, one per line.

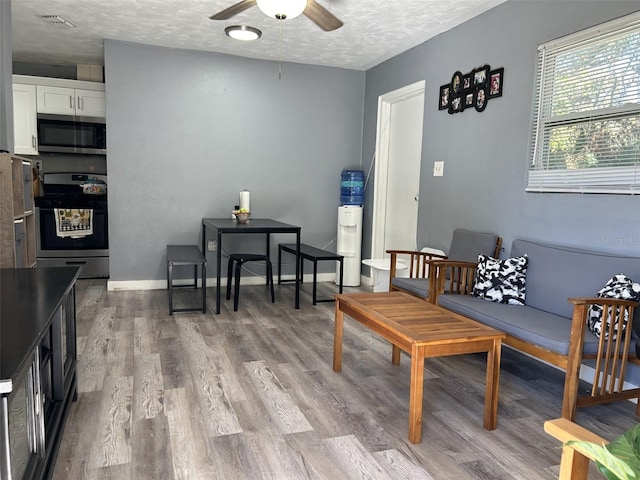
left=371, top=80, right=426, bottom=260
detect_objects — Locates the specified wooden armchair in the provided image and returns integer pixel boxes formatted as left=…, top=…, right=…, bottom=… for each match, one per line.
left=386, top=228, right=501, bottom=302
left=544, top=418, right=608, bottom=480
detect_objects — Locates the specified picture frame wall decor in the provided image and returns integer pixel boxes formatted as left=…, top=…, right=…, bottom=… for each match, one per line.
left=473, top=64, right=490, bottom=86
left=489, top=67, right=504, bottom=98
left=438, top=64, right=504, bottom=114
left=474, top=85, right=488, bottom=112
left=439, top=85, right=450, bottom=110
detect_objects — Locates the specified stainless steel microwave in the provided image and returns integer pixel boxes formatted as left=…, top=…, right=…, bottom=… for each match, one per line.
left=37, top=114, right=106, bottom=155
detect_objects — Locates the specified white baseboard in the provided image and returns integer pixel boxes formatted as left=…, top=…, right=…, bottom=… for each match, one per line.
left=107, top=272, right=339, bottom=291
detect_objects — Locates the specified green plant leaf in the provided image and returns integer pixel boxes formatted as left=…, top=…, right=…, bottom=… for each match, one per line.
left=605, top=424, right=640, bottom=477
left=567, top=424, right=640, bottom=480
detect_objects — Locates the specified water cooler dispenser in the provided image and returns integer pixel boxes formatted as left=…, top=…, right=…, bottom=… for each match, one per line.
left=337, top=169, right=364, bottom=286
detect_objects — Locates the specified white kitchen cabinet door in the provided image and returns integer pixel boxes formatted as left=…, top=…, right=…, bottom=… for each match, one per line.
left=36, top=85, right=105, bottom=118
left=37, top=85, right=76, bottom=115
left=12, top=84, right=38, bottom=155
left=76, top=89, right=105, bottom=118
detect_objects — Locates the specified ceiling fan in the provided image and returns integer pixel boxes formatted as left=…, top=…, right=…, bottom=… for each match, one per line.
left=209, top=0, right=344, bottom=32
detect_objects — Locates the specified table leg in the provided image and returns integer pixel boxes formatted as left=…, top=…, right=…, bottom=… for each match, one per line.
left=277, top=245, right=282, bottom=285
left=216, top=229, right=222, bottom=314
left=392, top=345, right=401, bottom=365
left=202, top=261, right=207, bottom=313
left=483, top=338, right=502, bottom=430
left=201, top=222, right=206, bottom=263
left=266, top=233, right=271, bottom=286
left=408, top=344, right=424, bottom=444
left=295, top=233, right=300, bottom=309
left=333, top=301, right=344, bottom=372
left=312, top=260, right=318, bottom=306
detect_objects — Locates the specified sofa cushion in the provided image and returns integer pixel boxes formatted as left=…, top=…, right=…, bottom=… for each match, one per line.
left=438, top=293, right=604, bottom=356
left=448, top=229, right=500, bottom=263
left=473, top=254, right=528, bottom=305
left=510, top=240, right=640, bottom=338
left=587, top=273, right=640, bottom=339
left=391, top=277, right=429, bottom=298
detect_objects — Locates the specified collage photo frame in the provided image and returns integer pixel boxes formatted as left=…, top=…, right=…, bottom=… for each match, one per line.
left=439, top=64, right=504, bottom=114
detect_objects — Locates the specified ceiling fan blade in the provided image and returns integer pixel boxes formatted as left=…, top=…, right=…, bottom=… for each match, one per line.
left=209, top=0, right=256, bottom=20
left=303, top=0, right=343, bottom=31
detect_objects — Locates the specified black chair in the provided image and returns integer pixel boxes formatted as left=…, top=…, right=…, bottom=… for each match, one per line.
left=226, top=253, right=275, bottom=311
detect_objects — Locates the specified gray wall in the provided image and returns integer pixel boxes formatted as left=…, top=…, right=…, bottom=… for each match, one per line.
left=0, top=2, right=13, bottom=153
left=361, top=0, right=640, bottom=260
left=104, top=40, right=364, bottom=282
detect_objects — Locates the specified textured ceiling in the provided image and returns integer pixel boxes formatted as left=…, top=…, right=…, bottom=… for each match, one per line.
left=10, top=0, right=507, bottom=71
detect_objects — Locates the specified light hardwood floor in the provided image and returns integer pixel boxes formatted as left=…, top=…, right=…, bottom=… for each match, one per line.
left=53, top=279, right=637, bottom=479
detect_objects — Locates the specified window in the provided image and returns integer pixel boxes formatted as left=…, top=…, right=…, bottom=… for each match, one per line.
left=527, top=12, right=640, bottom=194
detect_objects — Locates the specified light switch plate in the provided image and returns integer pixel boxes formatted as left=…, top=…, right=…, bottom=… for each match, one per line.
left=433, top=161, right=444, bottom=177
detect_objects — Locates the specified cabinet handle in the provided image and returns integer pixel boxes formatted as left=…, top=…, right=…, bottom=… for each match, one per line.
left=32, top=135, right=36, bottom=148
left=78, top=96, right=82, bottom=111
left=70, top=95, right=73, bottom=109
left=26, top=367, right=37, bottom=453
left=32, top=349, right=46, bottom=456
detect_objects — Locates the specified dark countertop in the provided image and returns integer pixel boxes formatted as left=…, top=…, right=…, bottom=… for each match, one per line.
left=1, top=267, right=80, bottom=393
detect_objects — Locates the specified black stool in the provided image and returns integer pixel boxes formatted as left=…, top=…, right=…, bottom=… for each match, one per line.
left=167, top=245, right=207, bottom=315
left=226, top=253, right=275, bottom=311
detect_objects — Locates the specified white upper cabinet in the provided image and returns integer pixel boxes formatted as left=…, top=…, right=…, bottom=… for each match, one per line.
left=75, top=89, right=106, bottom=117
left=12, top=84, right=38, bottom=155
left=36, top=85, right=105, bottom=118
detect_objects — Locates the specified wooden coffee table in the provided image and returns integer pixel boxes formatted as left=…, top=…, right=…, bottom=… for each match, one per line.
left=333, top=292, right=506, bottom=444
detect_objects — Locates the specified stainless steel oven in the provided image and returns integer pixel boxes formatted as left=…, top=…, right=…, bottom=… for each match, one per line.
left=35, top=173, right=109, bottom=278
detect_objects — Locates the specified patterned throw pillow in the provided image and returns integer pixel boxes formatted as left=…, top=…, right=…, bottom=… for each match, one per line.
left=472, top=254, right=528, bottom=305
left=587, top=274, right=640, bottom=339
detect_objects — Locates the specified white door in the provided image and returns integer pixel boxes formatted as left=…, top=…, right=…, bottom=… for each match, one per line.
left=371, top=81, right=425, bottom=259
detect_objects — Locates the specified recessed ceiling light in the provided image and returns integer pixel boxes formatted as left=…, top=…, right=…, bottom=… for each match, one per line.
left=40, top=15, right=77, bottom=28
left=225, top=25, right=262, bottom=41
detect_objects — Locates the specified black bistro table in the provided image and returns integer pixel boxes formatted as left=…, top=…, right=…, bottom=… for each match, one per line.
left=202, top=218, right=301, bottom=314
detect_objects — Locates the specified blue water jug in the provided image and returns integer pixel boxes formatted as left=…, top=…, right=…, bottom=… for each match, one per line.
left=340, top=169, right=365, bottom=206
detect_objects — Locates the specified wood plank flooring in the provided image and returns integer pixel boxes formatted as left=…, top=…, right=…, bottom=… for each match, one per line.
left=52, top=279, right=638, bottom=479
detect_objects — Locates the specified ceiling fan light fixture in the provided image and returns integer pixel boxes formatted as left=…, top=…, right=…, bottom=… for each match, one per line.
left=225, top=25, right=262, bottom=41
left=256, top=0, right=307, bottom=20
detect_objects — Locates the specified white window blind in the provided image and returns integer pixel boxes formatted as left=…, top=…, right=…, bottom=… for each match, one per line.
left=527, top=12, right=640, bottom=194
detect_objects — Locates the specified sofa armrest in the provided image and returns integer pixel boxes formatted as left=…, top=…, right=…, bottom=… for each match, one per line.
left=563, top=296, right=639, bottom=420
left=544, top=418, right=607, bottom=480
left=429, top=260, right=478, bottom=304
left=386, top=249, right=447, bottom=281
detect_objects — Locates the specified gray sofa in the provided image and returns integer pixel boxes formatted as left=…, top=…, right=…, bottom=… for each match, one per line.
left=433, top=238, right=640, bottom=420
